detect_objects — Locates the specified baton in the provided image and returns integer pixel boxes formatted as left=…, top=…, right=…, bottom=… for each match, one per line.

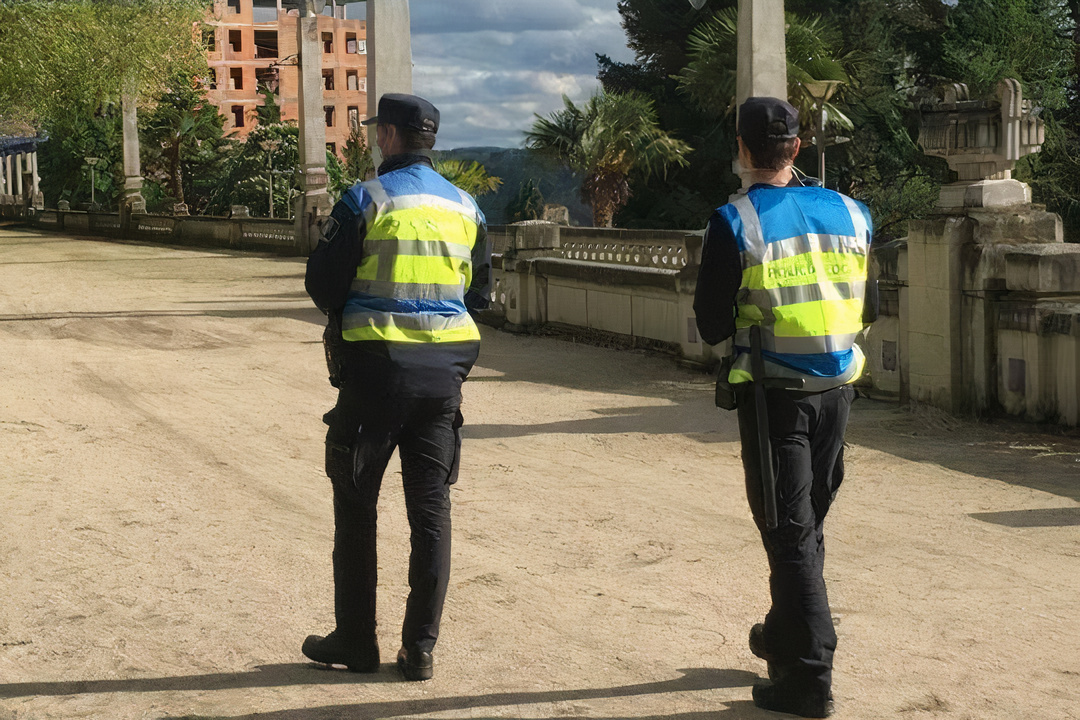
left=749, top=325, right=802, bottom=531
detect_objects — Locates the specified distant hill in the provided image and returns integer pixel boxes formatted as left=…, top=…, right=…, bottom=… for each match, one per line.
left=434, top=147, right=591, bottom=226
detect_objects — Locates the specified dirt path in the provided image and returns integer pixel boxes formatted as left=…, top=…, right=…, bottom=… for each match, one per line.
left=0, top=227, right=1077, bottom=720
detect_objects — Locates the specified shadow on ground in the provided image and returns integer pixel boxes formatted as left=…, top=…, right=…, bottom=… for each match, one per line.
left=0, top=666, right=772, bottom=719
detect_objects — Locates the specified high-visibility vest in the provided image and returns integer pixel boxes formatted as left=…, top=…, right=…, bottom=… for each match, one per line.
left=340, top=164, right=483, bottom=344
left=721, top=186, right=872, bottom=392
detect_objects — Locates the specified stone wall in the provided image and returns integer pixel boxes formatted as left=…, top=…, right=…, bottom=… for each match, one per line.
left=862, top=206, right=1080, bottom=426
left=25, top=209, right=302, bottom=255
left=489, top=223, right=722, bottom=363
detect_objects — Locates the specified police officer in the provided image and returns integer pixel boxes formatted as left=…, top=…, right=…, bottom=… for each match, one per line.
left=303, top=93, right=490, bottom=681
left=694, top=97, right=875, bottom=717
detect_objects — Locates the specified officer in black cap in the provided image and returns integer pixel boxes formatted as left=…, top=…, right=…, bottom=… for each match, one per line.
left=303, top=93, right=491, bottom=681
left=694, top=97, right=877, bottom=717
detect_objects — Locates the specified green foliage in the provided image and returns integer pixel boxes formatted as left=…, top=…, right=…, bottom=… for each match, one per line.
left=206, top=122, right=300, bottom=218
left=342, top=126, right=375, bottom=183
left=37, top=109, right=123, bottom=209
left=434, top=160, right=503, bottom=198
left=505, top=179, right=545, bottom=223
left=941, top=0, right=1071, bottom=108
left=140, top=75, right=226, bottom=210
left=0, top=0, right=212, bottom=133
left=525, top=90, right=692, bottom=227
left=254, top=86, right=282, bottom=126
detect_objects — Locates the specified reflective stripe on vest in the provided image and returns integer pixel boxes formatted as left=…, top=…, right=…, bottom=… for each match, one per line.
left=727, top=190, right=869, bottom=386
left=342, top=173, right=481, bottom=344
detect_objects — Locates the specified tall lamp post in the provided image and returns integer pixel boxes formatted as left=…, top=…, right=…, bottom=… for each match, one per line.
left=85, top=156, right=100, bottom=207
left=801, top=80, right=842, bottom=187
left=259, top=138, right=281, bottom=218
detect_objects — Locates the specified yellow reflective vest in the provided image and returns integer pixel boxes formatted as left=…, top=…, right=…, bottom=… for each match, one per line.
left=340, top=164, right=483, bottom=344
left=720, top=186, right=872, bottom=392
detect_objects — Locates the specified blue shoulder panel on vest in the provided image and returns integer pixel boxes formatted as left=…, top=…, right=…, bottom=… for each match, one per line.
left=342, top=183, right=372, bottom=217
left=378, top=165, right=474, bottom=206
left=749, top=186, right=856, bottom=244
left=717, top=204, right=747, bottom=253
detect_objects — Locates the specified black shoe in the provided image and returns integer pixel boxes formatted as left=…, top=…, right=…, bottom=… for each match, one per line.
left=396, top=646, right=433, bottom=681
left=302, top=631, right=379, bottom=672
left=752, top=681, right=834, bottom=718
left=749, top=623, right=784, bottom=681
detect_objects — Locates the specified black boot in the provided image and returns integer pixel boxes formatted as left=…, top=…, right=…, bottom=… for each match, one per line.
left=302, top=631, right=380, bottom=673
left=752, top=680, right=834, bottom=718
left=396, top=646, right=433, bottom=681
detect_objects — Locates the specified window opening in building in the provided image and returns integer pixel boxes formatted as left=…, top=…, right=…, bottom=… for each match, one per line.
left=202, top=27, right=216, bottom=52
left=254, top=30, right=278, bottom=58
left=346, top=70, right=358, bottom=91
left=346, top=33, right=357, bottom=53
left=227, top=0, right=240, bottom=13
left=325, top=106, right=335, bottom=127
left=207, top=69, right=218, bottom=90
left=348, top=106, right=360, bottom=130
left=255, top=67, right=278, bottom=93
left=229, top=67, right=244, bottom=91
left=322, top=69, right=335, bottom=91
left=322, top=32, right=334, bottom=53
left=232, top=105, right=245, bottom=128
left=252, top=0, right=278, bottom=23
left=342, top=1, right=363, bottom=19
left=327, top=142, right=337, bottom=156
left=229, top=29, right=242, bottom=52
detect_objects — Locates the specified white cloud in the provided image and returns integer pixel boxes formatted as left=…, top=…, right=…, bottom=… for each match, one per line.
left=410, top=0, right=635, bottom=148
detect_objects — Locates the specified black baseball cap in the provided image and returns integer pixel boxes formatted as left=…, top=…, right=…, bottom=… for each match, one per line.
left=362, top=93, right=440, bottom=133
left=737, top=97, right=799, bottom=153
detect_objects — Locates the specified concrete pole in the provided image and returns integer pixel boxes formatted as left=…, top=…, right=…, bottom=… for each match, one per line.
left=31, top=151, right=39, bottom=196
left=121, top=79, right=145, bottom=216
left=366, top=0, right=413, bottom=167
left=294, top=1, right=333, bottom=250
left=0, top=154, right=5, bottom=197
left=735, top=0, right=787, bottom=188
left=4, top=155, right=11, bottom=196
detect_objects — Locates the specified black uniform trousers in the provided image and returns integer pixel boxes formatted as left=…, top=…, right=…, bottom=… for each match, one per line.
left=324, top=380, right=463, bottom=655
left=734, top=383, right=853, bottom=701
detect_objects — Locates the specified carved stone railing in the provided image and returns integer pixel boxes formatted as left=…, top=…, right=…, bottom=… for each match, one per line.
left=918, top=79, right=1045, bottom=207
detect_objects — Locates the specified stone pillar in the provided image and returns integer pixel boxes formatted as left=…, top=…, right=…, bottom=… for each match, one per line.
left=121, top=82, right=145, bottom=218
left=0, top=153, right=5, bottom=197
left=14, top=153, right=23, bottom=199
left=734, top=0, right=787, bottom=188
left=3, top=155, right=11, bottom=196
left=366, top=0, right=413, bottom=166
left=294, top=0, right=334, bottom=251
left=31, top=151, right=39, bottom=196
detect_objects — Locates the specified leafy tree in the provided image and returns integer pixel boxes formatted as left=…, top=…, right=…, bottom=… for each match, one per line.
left=505, top=179, right=546, bottom=223
left=0, top=0, right=212, bottom=133
left=434, top=160, right=503, bottom=198
left=525, top=91, right=692, bottom=227
left=207, top=122, right=300, bottom=218
left=140, top=75, right=226, bottom=208
left=37, top=109, right=124, bottom=209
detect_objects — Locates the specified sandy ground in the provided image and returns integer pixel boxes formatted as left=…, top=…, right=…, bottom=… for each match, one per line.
left=0, top=226, right=1077, bottom=720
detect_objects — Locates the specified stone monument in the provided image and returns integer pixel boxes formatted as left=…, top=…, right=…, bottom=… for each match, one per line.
left=120, top=79, right=146, bottom=221
left=366, top=0, right=414, bottom=167
left=293, top=0, right=334, bottom=251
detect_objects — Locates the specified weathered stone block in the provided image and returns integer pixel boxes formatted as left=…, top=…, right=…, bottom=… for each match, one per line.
left=1004, top=244, right=1080, bottom=294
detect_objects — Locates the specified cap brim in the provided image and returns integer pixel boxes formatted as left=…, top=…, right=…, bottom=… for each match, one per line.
left=360, top=116, right=378, bottom=126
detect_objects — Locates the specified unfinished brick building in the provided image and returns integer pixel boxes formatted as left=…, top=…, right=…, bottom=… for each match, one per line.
left=203, top=0, right=368, bottom=156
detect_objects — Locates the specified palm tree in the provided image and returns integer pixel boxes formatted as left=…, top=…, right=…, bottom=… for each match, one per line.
left=677, top=10, right=855, bottom=142
left=525, top=90, right=691, bottom=227
left=434, top=159, right=502, bottom=198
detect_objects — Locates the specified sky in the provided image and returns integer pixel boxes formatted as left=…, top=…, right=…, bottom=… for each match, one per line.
left=407, top=0, right=637, bottom=150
